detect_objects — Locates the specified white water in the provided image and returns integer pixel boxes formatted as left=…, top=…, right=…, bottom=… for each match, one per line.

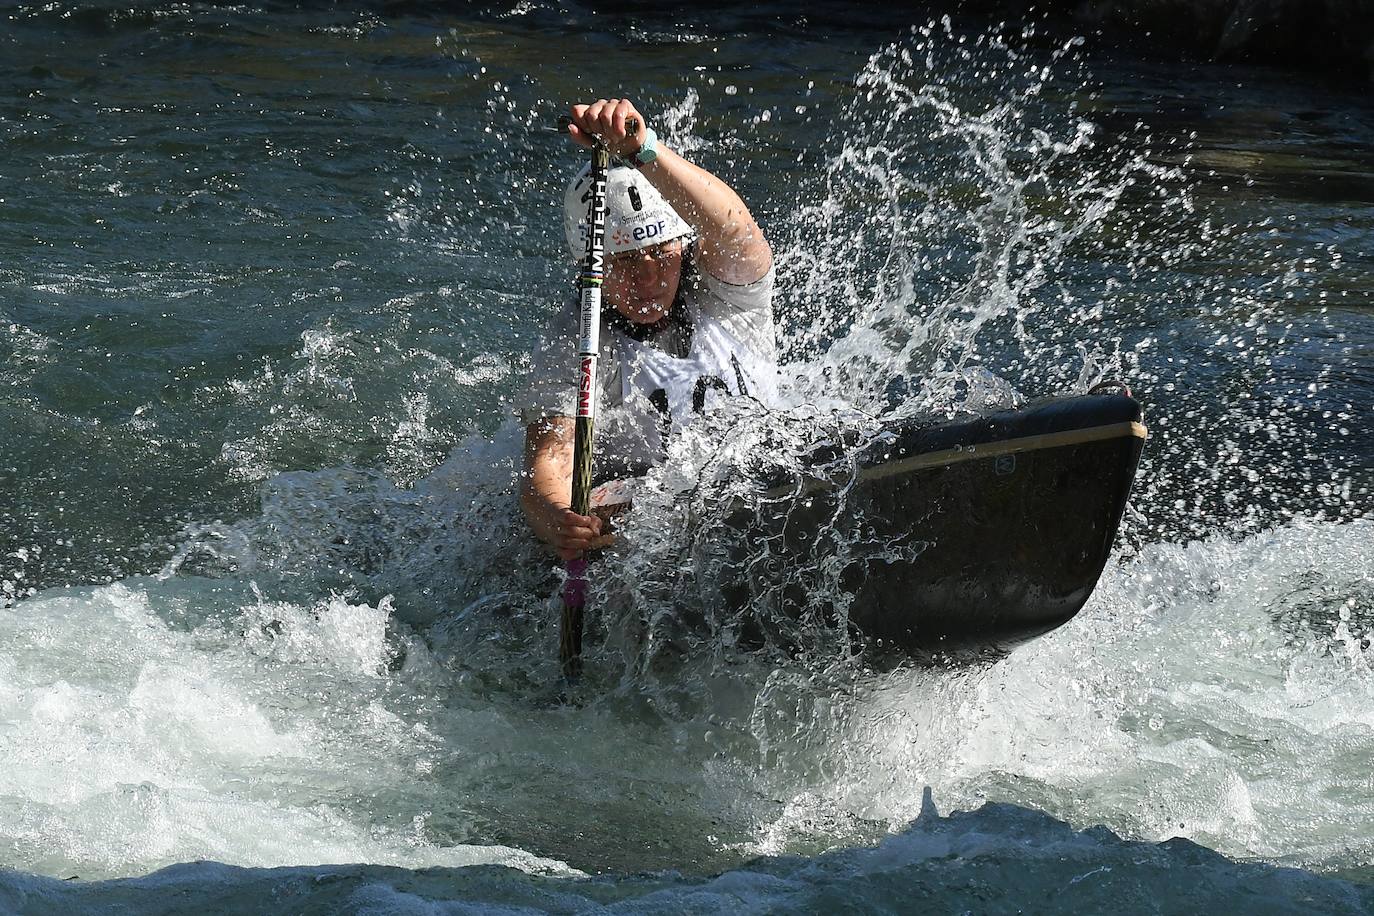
left=0, top=578, right=576, bottom=878
left=747, top=520, right=1374, bottom=872
left=2, top=520, right=1370, bottom=886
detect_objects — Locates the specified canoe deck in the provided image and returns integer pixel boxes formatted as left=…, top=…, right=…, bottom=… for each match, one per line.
left=748, top=392, right=1146, bottom=662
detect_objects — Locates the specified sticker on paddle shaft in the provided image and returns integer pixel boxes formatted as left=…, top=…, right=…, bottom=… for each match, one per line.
left=578, top=153, right=607, bottom=362
left=578, top=286, right=601, bottom=357
left=576, top=355, right=597, bottom=420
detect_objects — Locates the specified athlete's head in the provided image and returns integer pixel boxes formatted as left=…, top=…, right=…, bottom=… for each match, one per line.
left=564, top=164, right=692, bottom=324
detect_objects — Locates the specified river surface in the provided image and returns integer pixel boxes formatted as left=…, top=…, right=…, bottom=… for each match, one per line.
left=1, top=3, right=1372, bottom=913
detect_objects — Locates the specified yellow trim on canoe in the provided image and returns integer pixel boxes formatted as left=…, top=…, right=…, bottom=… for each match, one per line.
left=858, top=420, right=1148, bottom=484
left=761, top=420, right=1147, bottom=500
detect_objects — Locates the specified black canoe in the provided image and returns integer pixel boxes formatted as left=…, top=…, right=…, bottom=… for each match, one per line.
left=748, top=391, right=1146, bottom=662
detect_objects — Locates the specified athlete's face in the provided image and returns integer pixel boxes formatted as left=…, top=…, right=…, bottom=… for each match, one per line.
left=604, top=238, right=684, bottom=324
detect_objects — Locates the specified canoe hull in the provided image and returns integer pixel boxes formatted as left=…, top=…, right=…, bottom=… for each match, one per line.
left=761, top=394, right=1146, bottom=662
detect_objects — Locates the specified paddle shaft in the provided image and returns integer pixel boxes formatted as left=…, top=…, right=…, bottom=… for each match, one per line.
left=559, top=116, right=638, bottom=680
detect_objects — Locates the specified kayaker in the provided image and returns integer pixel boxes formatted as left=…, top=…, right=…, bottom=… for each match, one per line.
left=519, top=98, right=778, bottom=561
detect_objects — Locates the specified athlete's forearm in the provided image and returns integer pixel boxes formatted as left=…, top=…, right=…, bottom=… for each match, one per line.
left=521, top=418, right=573, bottom=546
left=522, top=418, right=612, bottom=558
left=639, top=146, right=772, bottom=285
left=564, top=99, right=771, bottom=284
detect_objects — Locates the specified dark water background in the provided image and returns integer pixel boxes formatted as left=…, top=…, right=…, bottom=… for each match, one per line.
left=0, top=2, right=1371, bottom=912
left=3, top=2, right=1369, bottom=595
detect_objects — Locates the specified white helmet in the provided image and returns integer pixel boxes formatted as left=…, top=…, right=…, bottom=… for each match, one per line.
left=562, top=163, right=692, bottom=261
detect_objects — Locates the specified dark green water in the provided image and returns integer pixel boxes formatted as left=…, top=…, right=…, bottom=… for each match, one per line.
left=2, top=5, right=1370, bottom=592
left=0, top=4, right=1371, bottom=913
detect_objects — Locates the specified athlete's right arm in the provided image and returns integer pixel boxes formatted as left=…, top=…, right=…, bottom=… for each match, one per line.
left=521, top=417, right=613, bottom=561
left=565, top=99, right=771, bottom=287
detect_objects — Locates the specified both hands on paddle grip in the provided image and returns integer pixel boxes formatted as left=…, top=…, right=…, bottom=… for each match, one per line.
left=519, top=97, right=777, bottom=564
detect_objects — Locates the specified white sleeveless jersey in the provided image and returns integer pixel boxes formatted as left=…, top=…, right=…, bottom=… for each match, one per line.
left=519, top=258, right=778, bottom=480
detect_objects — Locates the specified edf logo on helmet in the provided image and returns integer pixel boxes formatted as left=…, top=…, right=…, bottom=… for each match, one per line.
left=596, top=220, right=668, bottom=248
left=590, top=219, right=670, bottom=248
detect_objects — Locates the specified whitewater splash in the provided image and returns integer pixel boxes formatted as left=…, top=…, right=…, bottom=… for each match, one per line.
left=0, top=578, right=575, bottom=878
left=775, top=19, right=1192, bottom=420
left=3, top=521, right=1370, bottom=885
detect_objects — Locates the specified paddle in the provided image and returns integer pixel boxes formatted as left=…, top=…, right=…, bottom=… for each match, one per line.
left=558, top=115, right=638, bottom=682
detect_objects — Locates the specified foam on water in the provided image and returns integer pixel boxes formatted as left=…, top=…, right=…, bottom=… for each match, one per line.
left=740, top=520, right=1374, bottom=874
left=0, top=578, right=575, bottom=879
left=2, top=521, right=1372, bottom=906
left=3, top=521, right=1370, bottom=884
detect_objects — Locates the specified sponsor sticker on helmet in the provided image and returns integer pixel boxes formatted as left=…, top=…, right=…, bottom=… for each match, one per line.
left=632, top=220, right=665, bottom=242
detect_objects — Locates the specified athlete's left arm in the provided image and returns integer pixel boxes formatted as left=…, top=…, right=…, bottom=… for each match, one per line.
left=565, top=99, right=772, bottom=286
